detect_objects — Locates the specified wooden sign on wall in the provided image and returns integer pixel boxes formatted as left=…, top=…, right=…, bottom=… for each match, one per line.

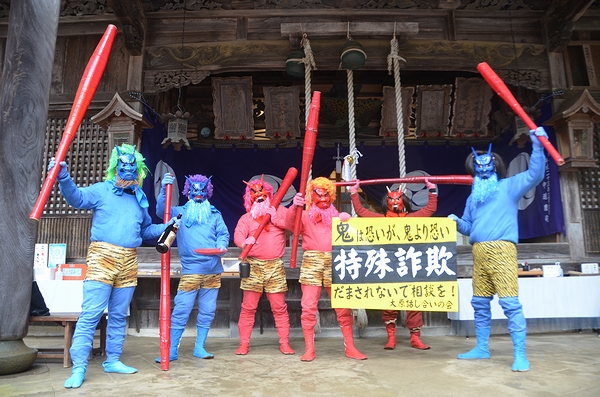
left=450, top=77, right=493, bottom=138
left=379, top=86, right=415, bottom=137
left=212, top=76, right=254, bottom=139
left=263, top=86, right=301, bottom=139
left=415, top=84, right=452, bottom=137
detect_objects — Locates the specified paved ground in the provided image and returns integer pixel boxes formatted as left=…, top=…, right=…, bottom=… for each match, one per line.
left=2, top=331, right=600, bottom=397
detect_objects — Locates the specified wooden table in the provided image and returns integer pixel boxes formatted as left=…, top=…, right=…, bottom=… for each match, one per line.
left=29, top=312, right=107, bottom=367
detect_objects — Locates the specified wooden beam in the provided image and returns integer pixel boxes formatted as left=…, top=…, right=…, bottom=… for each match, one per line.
left=281, top=22, right=419, bottom=37
left=545, top=0, right=596, bottom=53
left=0, top=0, right=61, bottom=341
left=237, top=17, right=248, bottom=40
left=446, top=10, right=456, bottom=41
left=107, top=0, right=146, bottom=56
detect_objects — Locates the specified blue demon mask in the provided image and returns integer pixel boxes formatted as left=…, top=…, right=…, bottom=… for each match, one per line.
left=185, top=175, right=213, bottom=203
left=116, top=146, right=138, bottom=181
left=472, top=144, right=495, bottom=179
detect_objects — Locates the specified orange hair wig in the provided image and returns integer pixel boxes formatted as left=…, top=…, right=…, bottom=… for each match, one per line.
left=305, top=177, right=336, bottom=208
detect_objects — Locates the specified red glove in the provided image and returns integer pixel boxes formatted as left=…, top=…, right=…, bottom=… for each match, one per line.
left=293, top=193, right=305, bottom=207
left=266, top=206, right=277, bottom=223
left=350, top=180, right=360, bottom=194
left=339, top=212, right=351, bottom=222
left=425, top=178, right=436, bottom=191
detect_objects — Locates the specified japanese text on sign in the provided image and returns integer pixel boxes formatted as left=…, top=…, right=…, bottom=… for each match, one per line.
left=331, top=217, right=458, bottom=312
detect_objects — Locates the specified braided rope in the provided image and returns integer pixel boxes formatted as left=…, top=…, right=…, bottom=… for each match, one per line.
left=347, top=68, right=358, bottom=216
left=301, top=35, right=316, bottom=125
left=301, top=34, right=316, bottom=181
left=388, top=35, right=407, bottom=191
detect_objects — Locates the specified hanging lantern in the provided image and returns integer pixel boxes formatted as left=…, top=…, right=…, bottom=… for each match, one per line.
left=286, top=49, right=305, bottom=78
left=162, top=110, right=192, bottom=151
left=341, top=40, right=367, bottom=70
left=544, top=89, right=600, bottom=171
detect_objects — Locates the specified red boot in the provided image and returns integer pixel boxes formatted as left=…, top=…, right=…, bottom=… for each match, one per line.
left=268, top=292, right=295, bottom=355
left=235, top=291, right=260, bottom=355
left=341, top=326, right=367, bottom=360
left=235, top=343, right=250, bottom=355
left=301, top=328, right=316, bottom=362
left=410, top=331, right=431, bottom=350
left=383, top=322, right=396, bottom=350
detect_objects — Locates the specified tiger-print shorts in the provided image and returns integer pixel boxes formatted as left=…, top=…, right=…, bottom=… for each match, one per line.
left=85, top=241, right=138, bottom=288
left=240, top=257, right=287, bottom=293
left=299, top=250, right=332, bottom=287
left=472, top=240, right=518, bottom=298
left=177, top=273, right=221, bottom=292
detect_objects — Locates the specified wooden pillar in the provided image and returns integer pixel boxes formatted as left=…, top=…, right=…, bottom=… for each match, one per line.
left=0, top=0, right=60, bottom=374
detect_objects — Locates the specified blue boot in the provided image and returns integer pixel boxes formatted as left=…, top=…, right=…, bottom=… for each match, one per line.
left=458, top=296, right=492, bottom=359
left=510, top=330, right=530, bottom=372
left=458, top=326, right=491, bottom=359
left=193, top=327, right=214, bottom=359
left=155, top=328, right=185, bottom=363
left=64, top=366, right=86, bottom=388
left=500, top=297, right=530, bottom=372
left=102, top=360, right=137, bottom=374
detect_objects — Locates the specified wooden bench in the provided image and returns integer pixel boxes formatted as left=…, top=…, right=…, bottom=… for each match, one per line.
left=29, top=312, right=107, bottom=367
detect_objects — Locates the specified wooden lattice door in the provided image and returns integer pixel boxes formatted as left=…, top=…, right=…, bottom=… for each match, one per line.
left=580, top=123, right=600, bottom=256
left=36, top=116, right=109, bottom=260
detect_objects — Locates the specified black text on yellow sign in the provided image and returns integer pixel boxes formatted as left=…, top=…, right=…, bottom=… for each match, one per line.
left=331, top=217, right=458, bottom=312
left=331, top=281, right=458, bottom=311
left=332, top=216, right=456, bottom=246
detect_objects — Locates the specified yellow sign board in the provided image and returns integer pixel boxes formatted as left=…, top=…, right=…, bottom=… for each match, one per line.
left=331, top=217, right=458, bottom=312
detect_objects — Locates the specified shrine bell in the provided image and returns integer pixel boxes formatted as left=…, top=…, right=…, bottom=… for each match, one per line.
left=286, top=49, right=305, bottom=78
left=340, top=40, right=367, bottom=70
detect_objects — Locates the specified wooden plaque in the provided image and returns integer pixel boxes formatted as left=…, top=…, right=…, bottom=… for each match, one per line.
left=415, top=84, right=452, bottom=137
left=263, top=86, right=301, bottom=139
left=450, top=77, right=493, bottom=138
left=212, top=76, right=254, bottom=139
left=379, top=86, right=415, bottom=137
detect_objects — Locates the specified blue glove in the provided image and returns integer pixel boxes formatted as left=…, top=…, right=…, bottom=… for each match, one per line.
left=448, top=214, right=460, bottom=222
left=217, top=245, right=227, bottom=252
left=48, top=157, right=69, bottom=179
left=161, top=173, right=174, bottom=188
left=530, top=127, right=548, bottom=149
left=168, top=215, right=181, bottom=227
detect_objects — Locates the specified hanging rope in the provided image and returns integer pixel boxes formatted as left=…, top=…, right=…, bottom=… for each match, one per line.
left=340, top=25, right=358, bottom=216
left=387, top=27, right=407, bottom=191
left=301, top=33, right=316, bottom=181
left=301, top=33, right=316, bottom=125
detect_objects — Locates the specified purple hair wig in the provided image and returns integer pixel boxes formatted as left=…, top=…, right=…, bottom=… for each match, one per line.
left=182, top=174, right=213, bottom=199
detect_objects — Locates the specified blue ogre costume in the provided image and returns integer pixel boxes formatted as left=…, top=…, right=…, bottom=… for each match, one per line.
left=155, top=173, right=229, bottom=362
left=449, top=127, right=548, bottom=372
left=52, top=145, right=168, bottom=388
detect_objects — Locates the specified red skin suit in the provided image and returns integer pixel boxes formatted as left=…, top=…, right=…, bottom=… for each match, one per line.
left=233, top=179, right=294, bottom=355
left=284, top=177, right=367, bottom=362
left=350, top=183, right=438, bottom=350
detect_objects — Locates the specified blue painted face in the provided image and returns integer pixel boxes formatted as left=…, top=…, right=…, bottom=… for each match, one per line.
left=188, top=179, right=210, bottom=203
left=117, top=152, right=138, bottom=181
left=473, top=144, right=495, bottom=179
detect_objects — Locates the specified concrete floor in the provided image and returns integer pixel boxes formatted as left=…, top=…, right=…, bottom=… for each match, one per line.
left=2, top=331, right=600, bottom=397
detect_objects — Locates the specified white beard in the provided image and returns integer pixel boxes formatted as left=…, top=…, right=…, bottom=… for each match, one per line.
left=471, top=174, right=499, bottom=205
left=250, top=197, right=272, bottom=219
left=183, top=199, right=211, bottom=227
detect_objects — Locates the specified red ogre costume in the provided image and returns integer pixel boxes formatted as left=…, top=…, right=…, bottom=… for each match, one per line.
left=233, top=177, right=294, bottom=355
left=285, top=177, right=367, bottom=362
left=350, top=180, right=438, bottom=350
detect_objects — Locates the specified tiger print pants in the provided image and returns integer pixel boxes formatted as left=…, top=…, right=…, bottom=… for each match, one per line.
left=85, top=241, right=138, bottom=287
left=472, top=240, right=519, bottom=298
